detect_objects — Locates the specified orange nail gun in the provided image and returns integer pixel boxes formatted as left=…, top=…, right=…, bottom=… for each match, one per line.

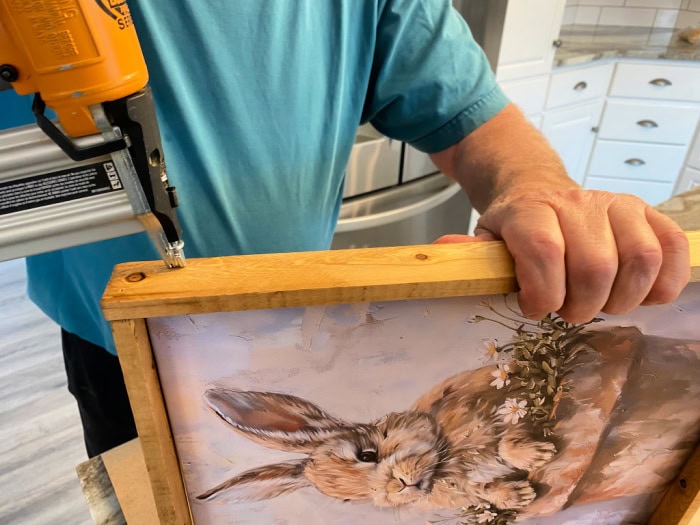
left=0, top=0, right=185, bottom=267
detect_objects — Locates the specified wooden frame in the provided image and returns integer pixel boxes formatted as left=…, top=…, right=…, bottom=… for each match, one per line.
left=103, top=233, right=700, bottom=525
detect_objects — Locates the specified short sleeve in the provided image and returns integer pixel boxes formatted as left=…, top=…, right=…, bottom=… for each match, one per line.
left=362, top=0, right=510, bottom=153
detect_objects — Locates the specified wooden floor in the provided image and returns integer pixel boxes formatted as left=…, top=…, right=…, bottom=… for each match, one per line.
left=0, top=259, right=92, bottom=524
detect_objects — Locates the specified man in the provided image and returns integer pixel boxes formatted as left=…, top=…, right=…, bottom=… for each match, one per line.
left=1, top=0, right=688, bottom=457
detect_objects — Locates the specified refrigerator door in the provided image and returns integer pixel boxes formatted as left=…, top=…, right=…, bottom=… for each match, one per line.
left=343, top=124, right=401, bottom=199
left=332, top=173, right=472, bottom=249
left=402, top=144, right=439, bottom=183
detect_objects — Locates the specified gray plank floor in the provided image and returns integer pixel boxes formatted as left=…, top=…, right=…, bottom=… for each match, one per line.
left=0, top=259, right=92, bottom=525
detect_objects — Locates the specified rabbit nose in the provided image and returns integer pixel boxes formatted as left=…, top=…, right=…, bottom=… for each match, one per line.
left=398, top=477, right=424, bottom=490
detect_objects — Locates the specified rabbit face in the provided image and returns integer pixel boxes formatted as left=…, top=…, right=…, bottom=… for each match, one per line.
left=197, top=389, right=448, bottom=507
left=304, top=411, right=446, bottom=507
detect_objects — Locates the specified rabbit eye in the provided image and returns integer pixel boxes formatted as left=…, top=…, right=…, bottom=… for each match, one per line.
left=358, top=449, right=378, bottom=463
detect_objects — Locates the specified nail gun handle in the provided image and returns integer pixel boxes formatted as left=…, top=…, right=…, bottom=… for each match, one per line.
left=0, top=0, right=149, bottom=137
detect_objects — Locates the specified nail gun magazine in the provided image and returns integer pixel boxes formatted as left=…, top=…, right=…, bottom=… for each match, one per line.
left=0, top=0, right=185, bottom=267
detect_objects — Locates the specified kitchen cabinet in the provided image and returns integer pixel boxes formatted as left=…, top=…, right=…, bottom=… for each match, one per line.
left=583, top=60, right=700, bottom=205
left=609, top=62, right=700, bottom=103
left=499, top=76, right=549, bottom=126
left=583, top=176, right=676, bottom=205
left=494, top=0, right=566, bottom=82
left=539, top=62, right=612, bottom=185
left=587, top=141, right=686, bottom=184
left=598, top=100, right=700, bottom=146
left=492, top=0, right=567, bottom=129
left=541, top=101, right=604, bottom=185
left=545, top=62, right=614, bottom=110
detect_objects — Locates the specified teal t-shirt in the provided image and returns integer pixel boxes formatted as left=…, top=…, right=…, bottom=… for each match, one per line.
left=2, top=0, right=509, bottom=354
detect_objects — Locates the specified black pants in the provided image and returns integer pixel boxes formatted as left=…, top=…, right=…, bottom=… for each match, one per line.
left=62, top=329, right=137, bottom=457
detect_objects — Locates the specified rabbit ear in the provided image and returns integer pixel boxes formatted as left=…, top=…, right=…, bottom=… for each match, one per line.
left=196, top=460, right=310, bottom=502
left=204, top=388, right=352, bottom=452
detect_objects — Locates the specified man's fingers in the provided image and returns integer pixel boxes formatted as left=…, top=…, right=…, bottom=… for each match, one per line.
left=642, top=208, right=690, bottom=305
left=554, top=200, right=619, bottom=324
left=495, top=206, right=566, bottom=320
left=432, top=234, right=483, bottom=244
left=601, top=204, right=662, bottom=315
left=470, top=189, right=689, bottom=324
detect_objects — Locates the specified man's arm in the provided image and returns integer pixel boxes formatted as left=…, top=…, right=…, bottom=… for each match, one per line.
left=429, top=103, right=690, bottom=323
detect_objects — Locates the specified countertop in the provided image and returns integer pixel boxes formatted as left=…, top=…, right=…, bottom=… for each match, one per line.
left=555, top=25, right=700, bottom=67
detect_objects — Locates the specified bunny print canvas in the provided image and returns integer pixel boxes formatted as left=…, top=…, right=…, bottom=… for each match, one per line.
left=147, top=283, right=700, bottom=525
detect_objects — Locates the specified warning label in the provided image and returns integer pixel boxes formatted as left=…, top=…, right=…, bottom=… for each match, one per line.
left=0, top=162, right=124, bottom=216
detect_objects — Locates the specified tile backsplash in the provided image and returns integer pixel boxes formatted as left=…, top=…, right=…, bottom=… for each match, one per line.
left=564, top=0, right=700, bottom=28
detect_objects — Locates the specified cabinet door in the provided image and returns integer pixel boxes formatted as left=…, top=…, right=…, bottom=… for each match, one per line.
left=583, top=177, right=673, bottom=206
left=541, top=101, right=604, bottom=185
left=496, top=0, right=566, bottom=82
left=499, top=75, right=549, bottom=116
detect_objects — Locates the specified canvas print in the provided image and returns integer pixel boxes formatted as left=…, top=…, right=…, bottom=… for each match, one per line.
left=148, top=283, right=700, bottom=525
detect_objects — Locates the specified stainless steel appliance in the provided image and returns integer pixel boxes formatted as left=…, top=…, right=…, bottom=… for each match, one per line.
left=332, top=1, right=502, bottom=249
left=332, top=171, right=468, bottom=249
left=332, top=123, right=469, bottom=249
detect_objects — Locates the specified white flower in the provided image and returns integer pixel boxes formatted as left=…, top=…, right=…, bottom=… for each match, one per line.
left=482, top=339, right=498, bottom=360
left=477, top=509, right=498, bottom=523
left=497, top=398, right=528, bottom=424
left=489, top=364, right=510, bottom=389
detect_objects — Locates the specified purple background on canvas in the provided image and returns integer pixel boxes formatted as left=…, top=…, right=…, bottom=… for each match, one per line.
left=148, top=284, right=700, bottom=525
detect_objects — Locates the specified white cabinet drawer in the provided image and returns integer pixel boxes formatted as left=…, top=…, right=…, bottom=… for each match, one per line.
left=583, top=176, right=673, bottom=205
left=609, top=62, right=700, bottom=102
left=588, top=140, right=686, bottom=183
left=598, top=100, right=700, bottom=145
left=500, top=75, right=549, bottom=116
left=545, top=62, right=614, bottom=109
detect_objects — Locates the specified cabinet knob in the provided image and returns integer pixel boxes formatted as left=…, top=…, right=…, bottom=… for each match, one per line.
left=624, top=158, right=646, bottom=166
left=553, top=39, right=563, bottom=48
left=573, top=81, right=588, bottom=91
left=636, top=119, right=659, bottom=128
left=648, top=78, right=672, bottom=87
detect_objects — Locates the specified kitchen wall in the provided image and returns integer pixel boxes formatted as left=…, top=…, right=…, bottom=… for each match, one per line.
left=563, top=0, right=700, bottom=28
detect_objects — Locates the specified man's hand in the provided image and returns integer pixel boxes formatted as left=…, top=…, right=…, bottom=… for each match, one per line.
left=430, top=103, right=690, bottom=323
